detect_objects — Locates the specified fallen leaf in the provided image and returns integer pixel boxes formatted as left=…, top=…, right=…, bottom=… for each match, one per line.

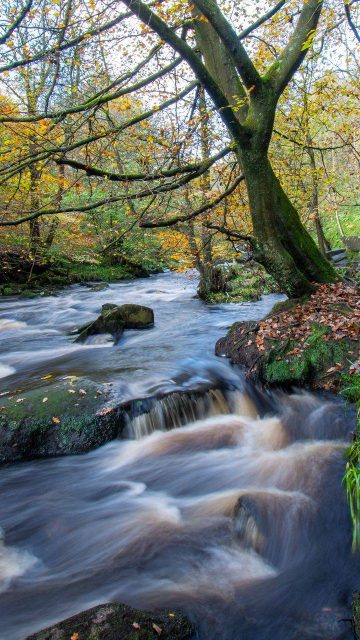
left=52, top=416, right=61, bottom=424
left=79, top=389, right=87, bottom=396
left=70, top=633, right=79, bottom=640
left=41, top=374, right=53, bottom=380
left=42, top=397, right=48, bottom=403
left=96, top=406, right=113, bottom=416
left=132, top=622, right=140, bottom=629
left=152, top=623, right=162, bottom=635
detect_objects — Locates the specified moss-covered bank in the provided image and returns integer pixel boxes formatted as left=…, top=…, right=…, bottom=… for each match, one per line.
left=0, top=251, right=159, bottom=298
left=205, top=260, right=279, bottom=303
left=216, top=282, right=359, bottom=393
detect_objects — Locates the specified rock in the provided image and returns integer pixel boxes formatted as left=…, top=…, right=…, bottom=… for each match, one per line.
left=75, top=304, right=154, bottom=344
left=102, top=303, right=118, bottom=311
left=0, top=382, right=221, bottom=463
left=90, top=282, right=110, bottom=291
left=25, top=602, right=194, bottom=640
left=0, top=379, right=126, bottom=463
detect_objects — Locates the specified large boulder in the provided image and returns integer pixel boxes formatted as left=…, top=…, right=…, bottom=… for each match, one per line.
left=75, top=304, right=154, bottom=344
left=25, top=602, right=194, bottom=640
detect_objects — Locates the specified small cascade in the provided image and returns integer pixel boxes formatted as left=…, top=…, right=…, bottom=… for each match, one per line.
left=125, top=387, right=234, bottom=438
left=0, top=372, right=357, bottom=640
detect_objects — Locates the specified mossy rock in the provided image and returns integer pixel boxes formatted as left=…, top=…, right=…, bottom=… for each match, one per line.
left=263, top=323, right=358, bottom=388
left=205, top=261, right=279, bottom=304
left=25, top=603, right=194, bottom=640
left=75, top=304, right=154, bottom=344
left=0, top=379, right=126, bottom=462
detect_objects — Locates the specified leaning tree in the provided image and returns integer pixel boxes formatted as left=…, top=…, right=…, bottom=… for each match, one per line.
left=0, top=0, right=358, bottom=294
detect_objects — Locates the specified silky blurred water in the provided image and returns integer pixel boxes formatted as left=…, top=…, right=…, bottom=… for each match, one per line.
left=0, top=272, right=356, bottom=640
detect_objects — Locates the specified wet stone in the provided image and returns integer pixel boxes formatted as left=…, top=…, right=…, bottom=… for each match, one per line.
left=25, top=602, right=194, bottom=640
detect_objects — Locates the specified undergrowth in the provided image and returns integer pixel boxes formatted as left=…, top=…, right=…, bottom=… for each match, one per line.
left=342, top=373, right=360, bottom=552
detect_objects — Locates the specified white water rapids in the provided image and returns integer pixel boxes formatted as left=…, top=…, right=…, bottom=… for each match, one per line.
left=0, top=272, right=357, bottom=639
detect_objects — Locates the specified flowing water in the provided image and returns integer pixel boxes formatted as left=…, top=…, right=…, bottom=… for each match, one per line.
left=0, top=272, right=357, bottom=639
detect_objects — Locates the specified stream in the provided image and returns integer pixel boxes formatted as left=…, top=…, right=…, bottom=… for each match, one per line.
left=0, top=271, right=358, bottom=639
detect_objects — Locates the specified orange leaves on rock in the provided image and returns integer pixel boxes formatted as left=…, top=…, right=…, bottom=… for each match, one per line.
left=70, top=633, right=79, bottom=640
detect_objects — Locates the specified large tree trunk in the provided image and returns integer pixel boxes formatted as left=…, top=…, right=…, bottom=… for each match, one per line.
left=238, top=149, right=337, bottom=296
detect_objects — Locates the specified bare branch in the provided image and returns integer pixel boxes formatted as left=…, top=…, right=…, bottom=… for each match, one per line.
left=0, top=8, right=133, bottom=74
left=139, top=174, right=244, bottom=228
left=0, top=0, right=33, bottom=45
left=203, top=222, right=254, bottom=245
left=239, top=1, right=286, bottom=40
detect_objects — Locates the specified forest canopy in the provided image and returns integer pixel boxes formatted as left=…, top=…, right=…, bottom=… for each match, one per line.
left=0, top=0, right=359, bottom=295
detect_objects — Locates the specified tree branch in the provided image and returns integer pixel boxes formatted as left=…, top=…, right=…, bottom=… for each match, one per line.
left=238, top=1, right=286, bottom=40
left=193, top=0, right=261, bottom=89
left=273, top=128, right=354, bottom=151
left=0, top=82, right=198, bottom=182
left=121, top=0, right=247, bottom=144
left=0, top=53, right=182, bottom=123
left=344, top=1, right=360, bottom=42
left=0, top=0, right=33, bottom=45
left=56, top=146, right=232, bottom=182
left=139, top=173, right=244, bottom=228
left=203, top=222, right=254, bottom=246
left=267, top=0, right=324, bottom=97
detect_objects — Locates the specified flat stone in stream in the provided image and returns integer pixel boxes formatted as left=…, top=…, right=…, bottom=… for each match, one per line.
left=74, top=303, right=154, bottom=344
left=25, top=603, right=194, bottom=640
left=0, top=378, right=126, bottom=463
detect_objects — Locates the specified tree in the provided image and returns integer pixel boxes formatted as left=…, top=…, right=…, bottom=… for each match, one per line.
left=0, top=0, right=358, bottom=295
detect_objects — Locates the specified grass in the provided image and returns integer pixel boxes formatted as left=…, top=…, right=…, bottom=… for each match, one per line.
left=341, top=373, right=360, bottom=552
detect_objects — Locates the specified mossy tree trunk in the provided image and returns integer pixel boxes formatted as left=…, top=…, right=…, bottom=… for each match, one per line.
left=238, top=148, right=336, bottom=295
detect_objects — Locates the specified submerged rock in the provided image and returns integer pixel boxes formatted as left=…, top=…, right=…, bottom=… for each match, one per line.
left=75, top=303, right=154, bottom=344
left=25, top=602, right=194, bottom=640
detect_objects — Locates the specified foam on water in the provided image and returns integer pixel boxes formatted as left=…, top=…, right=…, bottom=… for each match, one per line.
left=0, top=363, right=15, bottom=379
left=0, top=529, right=38, bottom=594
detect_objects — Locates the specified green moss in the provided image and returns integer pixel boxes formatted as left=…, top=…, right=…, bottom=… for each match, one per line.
left=353, top=592, right=360, bottom=638
left=206, top=262, right=279, bottom=303
left=264, top=323, right=355, bottom=385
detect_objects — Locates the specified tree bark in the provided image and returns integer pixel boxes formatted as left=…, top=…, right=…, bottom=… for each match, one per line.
left=238, top=149, right=337, bottom=296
